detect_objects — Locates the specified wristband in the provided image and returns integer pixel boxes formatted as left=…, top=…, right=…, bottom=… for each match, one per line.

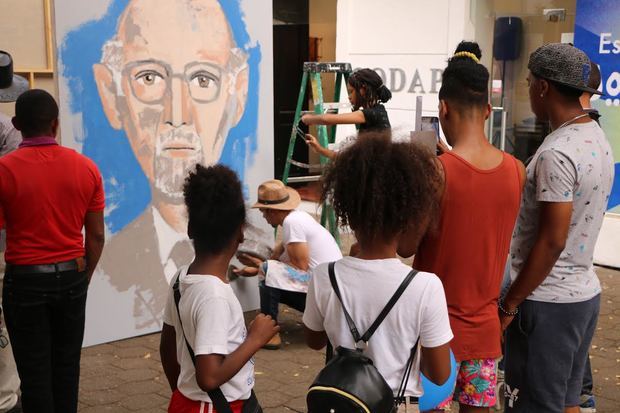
left=498, top=300, right=519, bottom=316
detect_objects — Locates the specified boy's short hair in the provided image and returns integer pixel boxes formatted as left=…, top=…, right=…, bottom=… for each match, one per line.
left=183, top=164, right=246, bottom=254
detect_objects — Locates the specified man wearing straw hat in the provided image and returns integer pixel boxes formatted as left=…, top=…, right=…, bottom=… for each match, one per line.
left=0, top=50, right=28, bottom=413
left=235, top=180, right=342, bottom=349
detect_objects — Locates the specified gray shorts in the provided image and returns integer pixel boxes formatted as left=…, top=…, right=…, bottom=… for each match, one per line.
left=504, top=295, right=600, bottom=412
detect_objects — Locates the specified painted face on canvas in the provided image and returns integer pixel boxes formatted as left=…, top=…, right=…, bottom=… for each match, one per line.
left=94, top=0, right=249, bottom=203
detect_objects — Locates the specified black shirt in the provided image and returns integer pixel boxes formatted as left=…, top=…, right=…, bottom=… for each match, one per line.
left=359, top=104, right=391, bottom=133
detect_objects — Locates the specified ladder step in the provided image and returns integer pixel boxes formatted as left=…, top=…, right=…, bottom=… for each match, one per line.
left=301, top=103, right=351, bottom=116
left=323, top=102, right=351, bottom=110
left=289, top=159, right=323, bottom=169
left=287, top=175, right=322, bottom=183
left=303, top=62, right=352, bottom=74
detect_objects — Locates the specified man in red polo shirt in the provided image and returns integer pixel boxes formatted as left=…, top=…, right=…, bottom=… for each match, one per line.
left=0, top=89, right=105, bottom=413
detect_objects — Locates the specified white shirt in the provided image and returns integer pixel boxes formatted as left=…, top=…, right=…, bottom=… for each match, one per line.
left=280, top=210, right=342, bottom=269
left=163, top=266, right=254, bottom=402
left=303, top=257, right=453, bottom=397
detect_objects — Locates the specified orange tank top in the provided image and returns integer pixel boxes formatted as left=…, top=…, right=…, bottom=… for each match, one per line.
left=414, top=151, right=521, bottom=361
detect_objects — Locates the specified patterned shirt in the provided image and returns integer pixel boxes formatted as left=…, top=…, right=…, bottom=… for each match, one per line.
left=0, top=113, right=21, bottom=157
left=510, top=121, right=614, bottom=303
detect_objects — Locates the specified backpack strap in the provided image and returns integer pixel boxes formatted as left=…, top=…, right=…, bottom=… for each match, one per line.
left=395, top=337, right=421, bottom=403
left=173, top=272, right=234, bottom=413
left=328, top=262, right=418, bottom=345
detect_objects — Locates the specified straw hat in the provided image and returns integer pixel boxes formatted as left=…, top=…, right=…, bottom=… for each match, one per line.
left=252, top=180, right=301, bottom=210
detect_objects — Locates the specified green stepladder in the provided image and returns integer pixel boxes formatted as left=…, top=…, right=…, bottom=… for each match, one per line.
left=281, top=62, right=353, bottom=245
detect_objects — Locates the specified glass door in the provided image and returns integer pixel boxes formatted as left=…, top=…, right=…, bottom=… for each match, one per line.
left=472, top=0, right=577, bottom=162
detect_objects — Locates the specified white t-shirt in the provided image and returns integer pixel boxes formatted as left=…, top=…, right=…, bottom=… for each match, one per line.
left=303, top=257, right=453, bottom=397
left=163, top=266, right=254, bottom=402
left=280, top=210, right=343, bottom=269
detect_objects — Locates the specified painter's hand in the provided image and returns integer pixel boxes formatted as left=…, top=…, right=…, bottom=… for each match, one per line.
left=232, top=266, right=259, bottom=277
left=305, top=134, right=321, bottom=153
left=248, top=314, right=280, bottom=348
left=237, top=253, right=262, bottom=268
left=301, top=114, right=316, bottom=125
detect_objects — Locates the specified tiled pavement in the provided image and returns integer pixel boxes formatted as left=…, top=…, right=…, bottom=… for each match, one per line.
left=78, top=267, right=620, bottom=412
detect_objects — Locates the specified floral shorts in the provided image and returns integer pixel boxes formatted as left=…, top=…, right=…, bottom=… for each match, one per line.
left=437, top=358, right=497, bottom=409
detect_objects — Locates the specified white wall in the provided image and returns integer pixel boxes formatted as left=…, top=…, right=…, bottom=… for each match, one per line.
left=336, top=0, right=471, bottom=138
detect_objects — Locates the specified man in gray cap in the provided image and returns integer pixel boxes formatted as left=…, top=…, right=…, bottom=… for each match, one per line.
left=500, top=43, right=614, bottom=412
left=0, top=50, right=27, bottom=413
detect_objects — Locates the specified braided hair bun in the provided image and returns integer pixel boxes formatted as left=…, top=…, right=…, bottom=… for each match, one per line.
left=439, top=41, right=489, bottom=108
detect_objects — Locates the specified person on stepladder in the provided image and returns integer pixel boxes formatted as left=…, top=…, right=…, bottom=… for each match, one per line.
left=302, top=68, right=392, bottom=160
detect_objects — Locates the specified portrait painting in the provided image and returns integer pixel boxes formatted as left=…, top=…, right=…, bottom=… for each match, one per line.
left=54, top=0, right=274, bottom=345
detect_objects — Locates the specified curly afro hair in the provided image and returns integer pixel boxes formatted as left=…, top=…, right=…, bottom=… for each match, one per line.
left=183, top=164, right=246, bottom=255
left=321, top=132, right=442, bottom=244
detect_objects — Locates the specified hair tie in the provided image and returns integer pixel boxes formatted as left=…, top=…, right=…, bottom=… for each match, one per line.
left=453, top=51, right=480, bottom=63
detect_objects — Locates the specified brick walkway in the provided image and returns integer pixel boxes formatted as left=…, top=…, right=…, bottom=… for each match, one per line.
left=78, top=267, right=620, bottom=412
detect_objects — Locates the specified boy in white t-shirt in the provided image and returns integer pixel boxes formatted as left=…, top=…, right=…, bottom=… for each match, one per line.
left=235, top=180, right=342, bottom=349
left=160, top=164, right=279, bottom=413
left=303, top=134, right=453, bottom=410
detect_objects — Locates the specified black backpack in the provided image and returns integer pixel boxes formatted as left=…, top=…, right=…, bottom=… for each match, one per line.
left=307, top=262, right=420, bottom=413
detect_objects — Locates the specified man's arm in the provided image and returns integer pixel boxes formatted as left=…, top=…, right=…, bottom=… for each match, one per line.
left=84, top=211, right=105, bottom=281
left=160, top=323, right=180, bottom=391
left=501, top=201, right=572, bottom=328
left=271, top=242, right=285, bottom=260
left=285, top=242, right=310, bottom=271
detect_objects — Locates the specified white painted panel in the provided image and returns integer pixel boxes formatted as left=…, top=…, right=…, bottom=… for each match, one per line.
left=594, top=214, right=620, bottom=268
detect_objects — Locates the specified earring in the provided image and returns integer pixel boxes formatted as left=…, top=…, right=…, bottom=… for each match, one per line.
left=540, top=93, right=544, bottom=98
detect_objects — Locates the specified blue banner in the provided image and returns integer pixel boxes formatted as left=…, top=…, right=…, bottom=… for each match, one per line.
left=574, top=0, right=620, bottom=212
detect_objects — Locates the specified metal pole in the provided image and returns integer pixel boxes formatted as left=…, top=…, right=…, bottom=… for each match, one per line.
left=500, top=110, right=507, bottom=151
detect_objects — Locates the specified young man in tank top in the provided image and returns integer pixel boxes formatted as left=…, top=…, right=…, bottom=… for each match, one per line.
left=401, top=42, right=525, bottom=413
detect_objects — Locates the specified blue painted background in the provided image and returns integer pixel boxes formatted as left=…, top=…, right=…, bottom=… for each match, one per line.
left=59, top=0, right=261, bottom=232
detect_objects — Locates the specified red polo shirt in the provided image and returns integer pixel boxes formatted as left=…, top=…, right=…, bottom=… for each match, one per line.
left=0, top=142, right=104, bottom=265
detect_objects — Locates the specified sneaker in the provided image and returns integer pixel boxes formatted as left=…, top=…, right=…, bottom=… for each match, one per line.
left=263, top=333, right=281, bottom=350
left=579, top=394, right=596, bottom=413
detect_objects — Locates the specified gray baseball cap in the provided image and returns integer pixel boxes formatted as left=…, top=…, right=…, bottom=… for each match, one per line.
left=528, top=43, right=602, bottom=95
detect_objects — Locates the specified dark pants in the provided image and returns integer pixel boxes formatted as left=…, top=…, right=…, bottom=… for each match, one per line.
left=259, top=281, right=306, bottom=322
left=2, top=268, right=88, bottom=413
left=504, top=295, right=600, bottom=413
left=582, top=356, right=593, bottom=395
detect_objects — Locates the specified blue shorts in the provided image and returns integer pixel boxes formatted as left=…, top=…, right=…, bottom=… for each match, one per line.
left=504, top=295, right=600, bottom=412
